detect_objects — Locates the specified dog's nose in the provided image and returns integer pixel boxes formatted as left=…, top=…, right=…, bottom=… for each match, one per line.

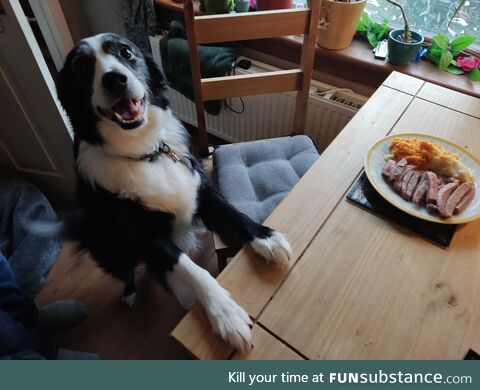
left=102, top=71, right=128, bottom=94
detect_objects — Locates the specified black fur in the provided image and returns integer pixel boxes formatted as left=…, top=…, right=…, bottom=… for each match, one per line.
left=57, top=34, right=274, bottom=300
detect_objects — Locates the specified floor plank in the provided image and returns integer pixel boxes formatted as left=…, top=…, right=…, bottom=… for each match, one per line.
left=36, top=235, right=218, bottom=360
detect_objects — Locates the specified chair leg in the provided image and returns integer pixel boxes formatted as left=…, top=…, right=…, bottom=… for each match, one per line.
left=215, top=246, right=241, bottom=273
left=217, top=253, right=228, bottom=273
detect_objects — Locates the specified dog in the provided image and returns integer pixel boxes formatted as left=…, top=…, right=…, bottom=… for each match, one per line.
left=56, top=33, right=292, bottom=353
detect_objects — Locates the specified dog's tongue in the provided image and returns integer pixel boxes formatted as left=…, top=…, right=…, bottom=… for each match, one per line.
left=113, top=98, right=141, bottom=121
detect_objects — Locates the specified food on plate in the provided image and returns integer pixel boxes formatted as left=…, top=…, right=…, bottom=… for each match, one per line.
left=382, top=154, right=476, bottom=219
left=388, top=137, right=474, bottom=183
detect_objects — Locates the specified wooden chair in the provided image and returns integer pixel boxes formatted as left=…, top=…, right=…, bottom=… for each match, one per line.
left=183, top=0, right=321, bottom=270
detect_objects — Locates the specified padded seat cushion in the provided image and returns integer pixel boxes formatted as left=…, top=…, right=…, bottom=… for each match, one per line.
left=213, top=135, right=319, bottom=223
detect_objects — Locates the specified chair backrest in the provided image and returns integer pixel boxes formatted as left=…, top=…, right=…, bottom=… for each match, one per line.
left=184, top=0, right=321, bottom=156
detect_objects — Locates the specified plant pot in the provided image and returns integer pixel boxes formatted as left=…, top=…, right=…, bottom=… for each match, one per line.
left=256, top=0, right=292, bottom=11
left=388, top=29, right=424, bottom=66
left=235, top=0, right=250, bottom=12
left=316, top=0, right=366, bottom=50
left=201, top=0, right=235, bottom=14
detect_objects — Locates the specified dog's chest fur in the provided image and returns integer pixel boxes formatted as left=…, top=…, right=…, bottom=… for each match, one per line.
left=76, top=107, right=202, bottom=250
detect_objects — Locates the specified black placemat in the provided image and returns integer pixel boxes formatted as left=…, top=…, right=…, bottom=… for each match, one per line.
left=464, top=349, right=480, bottom=360
left=346, top=172, right=457, bottom=248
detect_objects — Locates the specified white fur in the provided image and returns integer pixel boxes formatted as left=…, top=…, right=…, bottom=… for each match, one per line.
left=83, top=35, right=145, bottom=114
left=76, top=106, right=201, bottom=252
left=169, top=254, right=252, bottom=353
left=122, top=292, right=137, bottom=308
left=165, top=269, right=197, bottom=309
left=251, top=231, right=292, bottom=268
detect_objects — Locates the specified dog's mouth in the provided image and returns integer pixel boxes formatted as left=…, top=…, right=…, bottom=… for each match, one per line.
left=99, top=96, right=146, bottom=130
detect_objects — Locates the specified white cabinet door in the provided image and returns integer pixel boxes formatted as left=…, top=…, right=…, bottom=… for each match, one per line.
left=0, top=0, right=75, bottom=204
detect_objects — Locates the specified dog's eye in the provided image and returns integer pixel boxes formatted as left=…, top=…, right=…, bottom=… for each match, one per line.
left=120, top=47, right=133, bottom=60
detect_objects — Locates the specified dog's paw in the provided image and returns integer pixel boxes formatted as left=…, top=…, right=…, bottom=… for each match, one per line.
left=206, top=289, right=253, bottom=354
left=251, top=230, right=292, bottom=268
left=121, top=292, right=137, bottom=308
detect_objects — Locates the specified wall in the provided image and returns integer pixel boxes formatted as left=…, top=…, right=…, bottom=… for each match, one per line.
left=59, top=0, right=91, bottom=42
left=81, top=0, right=125, bottom=36
left=59, top=0, right=125, bottom=42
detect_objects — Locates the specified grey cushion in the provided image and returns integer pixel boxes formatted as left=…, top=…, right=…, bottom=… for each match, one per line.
left=213, top=135, right=319, bottom=223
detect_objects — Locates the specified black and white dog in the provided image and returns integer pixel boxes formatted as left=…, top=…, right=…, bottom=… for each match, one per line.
left=56, top=33, right=292, bottom=353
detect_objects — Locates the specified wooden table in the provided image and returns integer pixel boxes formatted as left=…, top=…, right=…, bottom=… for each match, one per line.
left=172, top=72, right=480, bottom=360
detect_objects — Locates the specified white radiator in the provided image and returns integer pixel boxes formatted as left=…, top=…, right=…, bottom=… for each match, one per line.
left=150, top=37, right=367, bottom=152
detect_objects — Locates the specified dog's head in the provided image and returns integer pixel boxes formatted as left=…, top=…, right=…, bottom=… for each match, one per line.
left=57, top=33, right=167, bottom=145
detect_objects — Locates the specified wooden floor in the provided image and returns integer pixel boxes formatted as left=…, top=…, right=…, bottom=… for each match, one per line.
left=36, top=235, right=218, bottom=360
left=35, top=129, right=225, bottom=359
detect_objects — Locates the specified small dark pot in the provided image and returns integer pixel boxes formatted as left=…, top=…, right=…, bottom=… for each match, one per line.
left=388, top=29, right=424, bottom=66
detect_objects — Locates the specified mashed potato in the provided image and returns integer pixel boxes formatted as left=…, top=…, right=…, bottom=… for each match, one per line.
left=388, top=137, right=474, bottom=183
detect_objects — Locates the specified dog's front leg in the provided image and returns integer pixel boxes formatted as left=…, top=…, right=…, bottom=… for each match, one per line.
left=197, top=182, right=292, bottom=268
left=151, top=247, right=252, bottom=353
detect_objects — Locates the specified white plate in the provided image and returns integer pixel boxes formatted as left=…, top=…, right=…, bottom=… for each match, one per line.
left=364, top=133, right=480, bottom=224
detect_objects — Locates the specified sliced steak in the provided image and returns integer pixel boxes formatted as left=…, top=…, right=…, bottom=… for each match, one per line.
left=454, top=185, right=476, bottom=215
left=400, top=170, right=415, bottom=199
left=405, top=170, right=423, bottom=200
left=437, top=182, right=459, bottom=217
left=425, top=171, right=439, bottom=205
left=394, top=165, right=416, bottom=192
left=412, top=173, right=429, bottom=206
left=382, top=160, right=397, bottom=181
left=443, top=183, right=475, bottom=218
left=390, top=158, right=408, bottom=179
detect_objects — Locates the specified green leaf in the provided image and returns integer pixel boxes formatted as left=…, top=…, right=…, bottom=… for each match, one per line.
left=445, top=65, right=465, bottom=75
left=361, top=12, right=372, bottom=29
left=426, top=47, right=443, bottom=64
left=451, top=35, right=476, bottom=52
left=439, top=51, right=453, bottom=71
left=469, top=67, right=480, bottom=82
left=372, top=23, right=388, bottom=40
left=433, top=35, right=449, bottom=50
left=367, top=31, right=378, bottom=48
left=357, top=21, right=366, bottom=32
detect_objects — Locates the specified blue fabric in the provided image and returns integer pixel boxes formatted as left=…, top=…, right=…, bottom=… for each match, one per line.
left=213, top=136, right=319, bottom=223
left=0, top=171, right=60, bottom=297
left=0, top=252, right=38, bottom=327
left=0, top=252, right=55, bottom=359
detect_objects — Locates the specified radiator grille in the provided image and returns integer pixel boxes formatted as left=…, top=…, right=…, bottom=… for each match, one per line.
left=150, top=37, right=367, bottom=152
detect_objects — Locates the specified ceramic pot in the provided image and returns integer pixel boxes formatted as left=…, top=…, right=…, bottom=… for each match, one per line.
left=235, top=0, right=250, bottom=12
left=316, top=0, right=366, bottom=50
left=388, top=29, right=424, bottom=65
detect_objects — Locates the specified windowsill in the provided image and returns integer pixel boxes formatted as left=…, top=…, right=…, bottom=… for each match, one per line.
left=154, top=0, right=479, bottom=98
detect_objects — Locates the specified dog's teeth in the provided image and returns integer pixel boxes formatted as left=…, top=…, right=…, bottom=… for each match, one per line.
left=114, top=112, right=124, bottom=122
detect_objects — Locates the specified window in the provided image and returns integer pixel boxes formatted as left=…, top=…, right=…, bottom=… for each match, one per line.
left=365, top=0, right=479, bottom=45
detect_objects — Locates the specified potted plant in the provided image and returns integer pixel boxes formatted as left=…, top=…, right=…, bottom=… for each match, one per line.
left=256, top=0, right=292, bottom=11
left=386, top=0, right=424, bottom=65
left=235, top=0, right=250, bottom=12
left=316, top=0, right=366, bottom=50
left=199, top=0, right=235, bottom=14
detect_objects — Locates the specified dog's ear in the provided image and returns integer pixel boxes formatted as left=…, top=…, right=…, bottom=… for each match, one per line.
left=56, top=55, right=75, bottom=115
left=145, top=55, right=167, bottom=93
left=144, top=54, right=169, bottom=108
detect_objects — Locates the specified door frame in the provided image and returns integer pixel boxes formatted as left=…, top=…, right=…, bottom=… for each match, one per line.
left=28, top=0, right=73, bottom=71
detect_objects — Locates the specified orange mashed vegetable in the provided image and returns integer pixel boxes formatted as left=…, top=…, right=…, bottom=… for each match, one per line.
left=388, top=137, right=474, bottom=183
left=389, top=137, right=459, bottom=169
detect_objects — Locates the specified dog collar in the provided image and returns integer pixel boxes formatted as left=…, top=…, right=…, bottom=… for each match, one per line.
left=133, top=142, right=181, bottom=163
